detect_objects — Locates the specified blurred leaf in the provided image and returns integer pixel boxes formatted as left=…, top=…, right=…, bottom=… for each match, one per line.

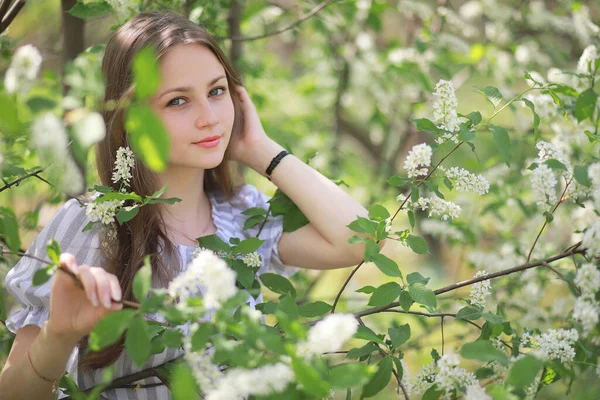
left=89, top=309, right=135, bottom=351
left=125, top=103, right=170, bottom=172
left=361, top=356, right=392, bottom=398
left=460, top=340, right=508, bottom=365
left=575, top=89, right=598, bottom=122
left=490, top=125, right=512, bottom=167
left=125, top=315, right=152, bottom=367
left=260, top=273, right=296, bottom=297
left=133, top=256, right=152, bottom=302
left=68, top=1, right=112, bottom=18
left=132, top=47, right=161, bottom=100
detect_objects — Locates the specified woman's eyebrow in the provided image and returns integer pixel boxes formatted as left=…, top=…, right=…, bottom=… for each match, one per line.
left=157, top=75, right=227, bottom=99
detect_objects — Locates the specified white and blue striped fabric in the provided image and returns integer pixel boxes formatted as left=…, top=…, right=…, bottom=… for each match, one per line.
left=4, top=183, right=299, bottom=399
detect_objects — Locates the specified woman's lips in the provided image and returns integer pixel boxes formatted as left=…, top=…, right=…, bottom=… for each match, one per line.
left=193, top=136, right=221, bottom=148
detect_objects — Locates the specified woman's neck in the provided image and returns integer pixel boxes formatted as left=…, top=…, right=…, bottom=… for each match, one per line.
left=156, top=166, right=214, bottom=236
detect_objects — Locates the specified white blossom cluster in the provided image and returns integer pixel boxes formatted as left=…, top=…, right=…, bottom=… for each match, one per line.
left=432, top=79, right=461, bottom=134
left=420, top=219, right=464, bottom=241
left=192, top=246, right=230, bottom=260
left=577, top=45, right=598, bottom=75
left=86, top=199, right=124, bottom=225
left=112, top=146, right=135, bottom=187
left=535, top=141, right=571, bottom=172
left=525, top=93, right=559, bottom=120
left=434, top=354, right=478, bottom=399
left=405, top=361, right=436, bottom=395
left=530, top=164, right=558, bottom=212
left=403, top=196, right=461, bottom=220
left=206, top=362, right=295, bottom=400
left=533, top=328, right=579, bottom=364
left=469, top=270, right=491, bottom=308
left=31, top=113, right=69, bottom=159
left=296, top=314, right=358, bottom=358
left=167, top=250, right=237, bottom=309
left=582, top=220, right=600, bottom=258
left=404, top=143, right=433, bottom=179
left=588, top=163, right=600, bottom=212
left=241, top=252, right=262, bottom=268
left=387, top=47, right=435, bottom=70
left=441, top=166, right=490, bottom=195
left=4, top=44, right=42, bottom=95
left=465, top=383, right=492, bottom=400
left=573, top=263, right=600, bottom=336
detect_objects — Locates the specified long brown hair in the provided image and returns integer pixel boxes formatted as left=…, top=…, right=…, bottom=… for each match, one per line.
left=79, top=10, right=245, bottom=369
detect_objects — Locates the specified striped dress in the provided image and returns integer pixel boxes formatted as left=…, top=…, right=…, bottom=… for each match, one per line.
left=4, top=183, right=299, bottom=399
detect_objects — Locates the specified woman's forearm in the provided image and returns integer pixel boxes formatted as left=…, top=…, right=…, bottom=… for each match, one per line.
left=0, top=322, right=78, bottom=400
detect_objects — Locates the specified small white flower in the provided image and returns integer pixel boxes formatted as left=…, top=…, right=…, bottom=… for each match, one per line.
left=206, top=363, right=294, bottom=400
left=411, top=196, right=461, bottom=220
left=442, top=166, right=490, bottom=195
left=404, top=143, right=433, bottom=179
left=465, top=384, right=491, bottom=400
left=533, top=328, right=578, bottom=364
left=469, top=270, right=491, bottom=308
left=573, top=297, right=599, bottom=336
left=30, top=113, right=69, bottom=159
left=297, top=314, right=358, bottom=358
left=4, top=44, right=42, bottom=94
left=420, top=219, right=464, bottom=241
left=112, top=146, right=135, bottom=187
left=432, top=79, right=461, bottom=133
left=530, top=164, right=557, bottom=212
left=241, top=252, right=262, bottom=268
left=168, top=249, right=237, bottom=309
left=582, top=220, right=600, bottom=258
left=406, top=361, right=436, bottom=396
left=574, top=263, right=600, bottom=297
left=577, top=45, right=598, bottom=75
left=86, top=199, right=124, bottom=225
left=435, top=353, right=478, bottom=398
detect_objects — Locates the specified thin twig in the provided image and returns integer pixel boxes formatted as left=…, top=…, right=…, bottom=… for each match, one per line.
left=215, top=0, right=341, bottom=42
left=0, top=167, right=47, bottom=193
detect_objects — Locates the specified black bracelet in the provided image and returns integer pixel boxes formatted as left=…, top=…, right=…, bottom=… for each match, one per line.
left=266, top=150, right=290, bottom=181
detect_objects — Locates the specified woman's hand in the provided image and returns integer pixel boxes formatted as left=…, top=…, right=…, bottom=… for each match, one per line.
left=229, top=85, right=272, bottom=166
left=46, top=253, right=123, bottom=345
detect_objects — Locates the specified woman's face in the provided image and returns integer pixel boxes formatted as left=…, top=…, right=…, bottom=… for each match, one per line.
left=150, top=43, right=234, bottom=171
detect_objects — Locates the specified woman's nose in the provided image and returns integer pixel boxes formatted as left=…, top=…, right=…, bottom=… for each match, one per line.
left=194, top=101, right=219, bottom=129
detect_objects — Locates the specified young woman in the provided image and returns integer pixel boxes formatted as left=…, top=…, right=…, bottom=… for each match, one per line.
left=0, top=10, right=381, bottom=399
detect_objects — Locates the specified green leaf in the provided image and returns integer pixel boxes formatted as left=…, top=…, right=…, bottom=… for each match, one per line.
left=422, top=385, right=444, bottom=400
left=490, top=125, right=512, bottom=167
left=388, top=324, right=411, bottom=349
left=97, top=192, right=143, bottom=202
left=170, top=363, right=200, bottom=400
left=32, top=266, right=55, bottom=286
left=292, top=357, right=330, bottom=397
left=243, top=215, right=265, bottom=230
left=506, top=356, right=544, bottom=389
left=278, top=294, right=298, bottom=320
left=411, top=118, right=443, bottom=134
left=0, top=207, right=21, bottom=252
left=521, top=98, right=541, bottom=141
left=259, top=273, right=296, bottom=297
left=125, top=316, right=152, bottom=367
left=116, top=206, right=139, bottom=224
left=574, top=165, right=592, bottom=187
left=346, top=342, right=378, bottom=359
left=361, top=356, right=392, bottom=398
left=368, top=205, right=390, bottom=221
left=368, top=282, right=402, bottom=307
left=161, top=329, right=183, bottom=348
left=298, top=301, right=332, bottom=318
left=132, top=47, right=160, bottom=100
left=89, top=309, right=135, bottom=351
left=232, top=237, right=265, bottom=255
left=476, top=86, right=503, bottom=108
left=356, top=285, right=376, bottom=294
left=575, top=89, right=598, bottom=123
left=68, top=1, right=112, bottom=18
left=191, top=323, right=212, bottom=351
left=329, top=362, right=373, bottom=389
left=408, top=210, right=415, bottom=229
left=355, top=325, right=385, bottom=345
left=45, top=239, right=61, bottom=265
left=407, top=272, right=429, bottom=285
left=460, top=340, right=508, bottom=365
left=372, top=254, right=402, bottom=278
left=125, top=103, right=170, bottom=172
left=0, top=93, right=21, bottom=135
left=133, top=256, right=152, bottom=302
left=456, top=306, right=483, bottom=321
left=461, top=111, right=483, bottom=126
left=458, top=124, right=475, bottom=142
left=398, top=290, right=412, bottom=312
left=197, top=234, right=230, bottom=253
left=348, top=217, right=377, bottom=237
left=406, top=235, right=429, bottom=254
left=387, top=175, right=410, bottom=187
left=482, top=312, right=503, bottom=325
left=408, top=284, right=437, bottom=308
left=545, top=159, right=567, bottom=171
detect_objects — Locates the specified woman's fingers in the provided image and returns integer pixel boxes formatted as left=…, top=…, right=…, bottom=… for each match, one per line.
left=59, top=253, right=79, bottom=275
left=89, top=268, right=113, bottom=309
left=78, top=265, right=99, bottom=307
left=107, top=273, right=122, bottom=303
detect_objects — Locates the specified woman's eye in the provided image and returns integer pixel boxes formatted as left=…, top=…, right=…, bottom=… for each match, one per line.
left=210, top=86, right=227, bottom=97
left=167, top=97, right=186, bottom=107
